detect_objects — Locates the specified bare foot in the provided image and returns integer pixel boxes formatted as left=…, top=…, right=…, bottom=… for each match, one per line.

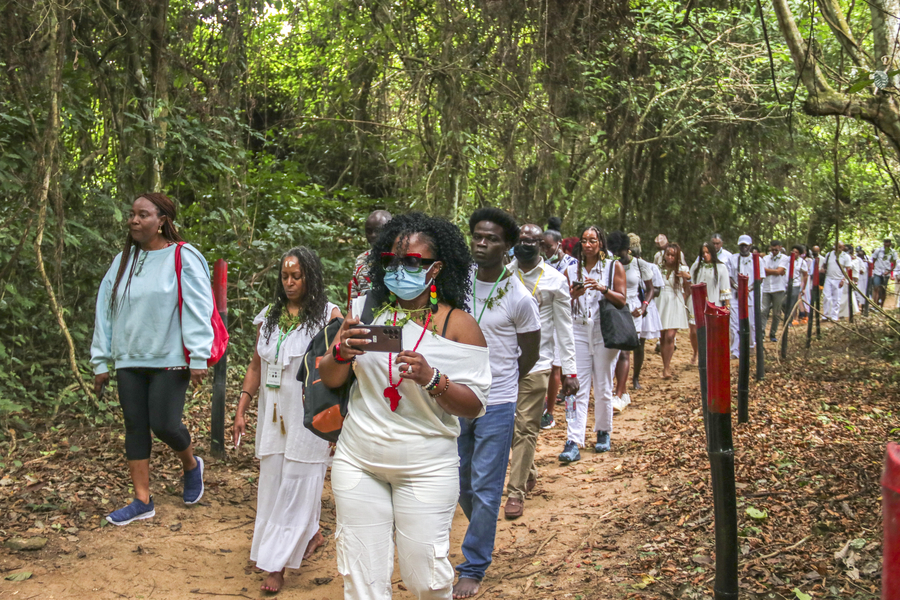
left=689, top=357, right=698, bottom=366
left=662, top=370, right=672, bottom=380
left=453, top=577, right=481, bottom=599
left=303, top=530, right=326, bottom=559
left=261, top=569, right=285, bottom=594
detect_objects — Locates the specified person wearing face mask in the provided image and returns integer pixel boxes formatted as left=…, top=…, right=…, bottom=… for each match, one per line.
left=726, top=235, right=764, bottom=359
left=91, top=193, right=214, bottom=526
left=350, top=209, right=392, bottom=299
left=542, top=227, right=578, bottom=274
left=504, top=224, right=578, bottom=519
left=454, top=208, right=540, bottom=598
left=319, top=213, right=491, bottom=600
left=232, top=247, right=341, bottom=594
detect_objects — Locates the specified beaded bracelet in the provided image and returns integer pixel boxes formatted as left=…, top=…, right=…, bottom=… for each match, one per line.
left=429, top=375, right=451, bottom=398
left=423, top=368, right=442, bottom=391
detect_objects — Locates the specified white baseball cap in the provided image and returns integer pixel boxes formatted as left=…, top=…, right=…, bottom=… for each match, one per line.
left=738, top=235, right=752, bottom=246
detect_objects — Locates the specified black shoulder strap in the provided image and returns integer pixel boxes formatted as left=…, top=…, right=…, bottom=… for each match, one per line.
left=441, top=307, right=456, bottom=337
left=360, top=293, right=377, bottom=324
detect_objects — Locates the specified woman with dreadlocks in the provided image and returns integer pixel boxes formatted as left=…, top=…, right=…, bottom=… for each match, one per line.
left=319, top=212, right=491, bottom=600
left=233, top=247, right=341, bottom=594
left=558, top=226, right=627, bottom=462
left=657, top=242, right=691, bottom=378
left=91, top=193, right=213, bottom=527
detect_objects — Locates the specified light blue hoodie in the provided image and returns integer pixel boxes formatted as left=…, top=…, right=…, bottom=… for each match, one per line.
left=91, top=243, right=215, bottom=374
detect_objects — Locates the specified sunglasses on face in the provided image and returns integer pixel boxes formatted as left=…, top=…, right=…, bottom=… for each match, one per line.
left=381, top=252, right=437, bottom=273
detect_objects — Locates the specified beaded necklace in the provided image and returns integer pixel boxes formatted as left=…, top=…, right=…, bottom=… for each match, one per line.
left=384, top=310, right=431, bottom=411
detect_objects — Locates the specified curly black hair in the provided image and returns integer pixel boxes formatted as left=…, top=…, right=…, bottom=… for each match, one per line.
left=469, top=207, right=519, bottom=247
left=606, top=230, right=630, bottom=254
left=367, top=212, right=473, bottom=311
left=547, top=216, right=562, bottom=232
left=262, top=246, right=329, bottom=342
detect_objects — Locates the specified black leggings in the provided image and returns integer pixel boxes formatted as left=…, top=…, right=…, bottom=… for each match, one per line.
left=117, top=368, right=192, bottom=460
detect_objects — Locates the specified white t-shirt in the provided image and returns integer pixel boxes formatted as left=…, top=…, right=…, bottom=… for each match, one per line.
left=726, top=253, right=765, bottom=292
left=467, top=273, right=541, bottom=405
left=823, top=251, right=851, bottom=280
left=872, top=247, right=897, bottom=276
left=511, top=259, right=577, bottom=376
left=762, top=253, right=790, bottom=293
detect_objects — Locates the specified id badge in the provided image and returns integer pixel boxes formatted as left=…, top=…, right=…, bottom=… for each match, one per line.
left=265, top=365, right=283, bottom=389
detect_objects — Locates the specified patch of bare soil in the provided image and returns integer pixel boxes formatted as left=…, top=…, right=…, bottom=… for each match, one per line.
left=1, top=318, right=894, bottom=600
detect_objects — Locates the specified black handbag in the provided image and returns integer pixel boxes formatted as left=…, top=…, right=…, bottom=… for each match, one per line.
left=597, top=261, right=640, bottom=351
left=296, top=294, right=376, bottom=443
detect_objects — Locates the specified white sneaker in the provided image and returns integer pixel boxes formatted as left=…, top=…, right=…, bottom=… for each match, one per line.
left=620, top=393, right=631, bottom=409
left=612, top=395, right=623, bottom=413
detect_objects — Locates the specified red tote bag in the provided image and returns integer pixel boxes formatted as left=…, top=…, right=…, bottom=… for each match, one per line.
left=174, top=242, right=229, bottom=367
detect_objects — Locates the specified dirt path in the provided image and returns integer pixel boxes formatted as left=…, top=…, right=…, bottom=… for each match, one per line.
left=2, top=316, right=891, bottom=599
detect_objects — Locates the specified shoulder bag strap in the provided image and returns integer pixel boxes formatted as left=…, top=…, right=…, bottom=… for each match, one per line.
left=175, top=242, right=185, bottom=322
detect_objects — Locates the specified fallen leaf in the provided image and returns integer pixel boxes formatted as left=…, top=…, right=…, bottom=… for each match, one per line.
left=5, top=571, right=32, bottom=581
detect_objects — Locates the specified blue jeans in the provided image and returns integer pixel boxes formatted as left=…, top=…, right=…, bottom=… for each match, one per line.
left=456, top=401, right=516, bottom=581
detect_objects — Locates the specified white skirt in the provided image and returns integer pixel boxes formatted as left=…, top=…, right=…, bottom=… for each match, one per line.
left=251, top=454, right=327, bottom=572
left=658, top=289, right=689, bottom=330
left=641, top=300, right=662, bottom=339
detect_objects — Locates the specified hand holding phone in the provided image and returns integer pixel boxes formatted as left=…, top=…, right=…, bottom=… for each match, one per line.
left=350, top=325, right=403, bottom=353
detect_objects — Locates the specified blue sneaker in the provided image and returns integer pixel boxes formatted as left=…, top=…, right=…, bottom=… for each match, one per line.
left=558, top=441, right=581, bottom=463
left=183, top=456, right=204, bottom=505
left=106, top=497, right=155, bottom=526
left=595, top=431, right=611, bottom=453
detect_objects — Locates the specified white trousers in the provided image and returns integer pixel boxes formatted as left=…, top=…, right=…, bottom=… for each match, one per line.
left=331, top=455, right=458, bottom=600
left=567, top=321, right=619, bottom=446
left=824, top=278, right=842, bottom=321
left=729, top=301, right=755, bottom=358
left=251, top=454, right=327, bottom=573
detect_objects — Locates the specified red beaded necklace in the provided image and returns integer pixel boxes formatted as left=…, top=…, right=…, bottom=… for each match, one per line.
left=384, top=310, right=431, bottom=411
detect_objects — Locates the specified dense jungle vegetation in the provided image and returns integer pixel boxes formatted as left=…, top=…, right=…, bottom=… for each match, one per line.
left=2, top=0, right=899, bottom=422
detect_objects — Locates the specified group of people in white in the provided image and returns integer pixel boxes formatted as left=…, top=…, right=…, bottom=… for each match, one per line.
left=91, top=195, right=895, bottom=600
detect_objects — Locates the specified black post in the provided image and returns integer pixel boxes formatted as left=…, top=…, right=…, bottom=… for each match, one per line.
left=706, top=303, right=739, bottom=600
left=210, top=259, right=228, bottom=459
left=847, top=266, right=854, bottom=324
left=738, top=274, right=750, bottom=424
left=753, top=251, right=764, bottom=380
left=781, top=254, right=795, bottom=360
left=692, top=283, right=709, bottom=445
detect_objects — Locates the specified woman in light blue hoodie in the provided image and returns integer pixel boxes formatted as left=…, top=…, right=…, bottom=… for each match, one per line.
left=91, top=193, right=214, bottom=526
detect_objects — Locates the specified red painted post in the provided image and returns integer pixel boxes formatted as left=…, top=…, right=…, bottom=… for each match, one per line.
left=705, top=302, right=738, bottom=600
left=691, top=283, right=709, bottom=442
left=781, top=255, right=795, bottom=359
left=737, top=275, right=749, bottom=423
left=211, top=260, right=228, bottom=459
left=885, top=443, right=900, bottom=600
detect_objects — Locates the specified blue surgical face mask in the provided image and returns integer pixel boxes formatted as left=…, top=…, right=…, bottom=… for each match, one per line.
left=384, top=268, right=432, bottom=301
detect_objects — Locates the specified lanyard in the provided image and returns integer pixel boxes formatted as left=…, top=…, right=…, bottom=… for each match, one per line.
left=517, top=268, right=543, bottom=297
left=474, top=266, right=507, bottom=324
left=274, top=323, right=297, bottom=363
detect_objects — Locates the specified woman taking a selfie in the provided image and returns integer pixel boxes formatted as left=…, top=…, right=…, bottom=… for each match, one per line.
left=318, top=212, right=491, bottom=600
left=91, top=193, right=213, bottom=526
left=233, top=247, right=341, bottom=594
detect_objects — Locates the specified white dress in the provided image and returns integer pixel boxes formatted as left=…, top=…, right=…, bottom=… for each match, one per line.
left=250, top=303, right=336, bottom=573
left=641, top=263, right=664, bottom=339
left=658, top=266, right=691, bottom=330
left=622, top=257, right=648, bottom=333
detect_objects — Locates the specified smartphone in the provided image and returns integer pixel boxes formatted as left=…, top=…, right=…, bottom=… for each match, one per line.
left=350, top=325, right=403, bottom=353
left=573, top=281, right=585, bottom=289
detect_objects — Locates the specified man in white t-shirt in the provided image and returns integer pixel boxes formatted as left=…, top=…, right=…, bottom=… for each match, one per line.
left=760, top=240, right=790, bottom=342
left=726, top=235, right=764, bottom=359
left=872, top=239, right=896, bottom=307
left=820, top=241, right=852, bottom=321
left=456, top=208, right=540, bottom=598
left=504, top=224, right=578, bottom=520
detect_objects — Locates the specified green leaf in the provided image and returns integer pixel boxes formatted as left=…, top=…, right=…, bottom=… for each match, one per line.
left=846, top=78, right=873, bottom=94
left=793, top=588, right=811, bottom=600
left=745, top=506, right=768, bottom=520
left=5, top=571, right=32, bottom=581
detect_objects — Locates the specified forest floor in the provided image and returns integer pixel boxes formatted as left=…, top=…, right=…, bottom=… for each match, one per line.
left=0, top=313, right=896, bottom=600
